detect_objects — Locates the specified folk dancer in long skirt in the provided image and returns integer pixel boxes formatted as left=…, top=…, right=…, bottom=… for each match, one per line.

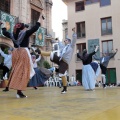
left=0, top=17, right=41, bottom=98
left=28, top=53, right=51, bottom=89
left=93, top=49, right=118, bottom=88
left=77, top=46, right=99, bottom=91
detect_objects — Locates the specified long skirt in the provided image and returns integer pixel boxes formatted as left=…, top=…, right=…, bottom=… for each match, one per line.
left=28, top=68, right=50, bottom=87
left=90, top=62, right=101, bottom=78
left=82, top=64, right=96, bottom=90
left=9, top=48, right=34, bottom=90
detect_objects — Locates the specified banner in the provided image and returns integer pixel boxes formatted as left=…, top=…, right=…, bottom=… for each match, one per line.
left=0, top=11, right=15, bottom=36
left=88, top=39, right=100, bottom=57
left=35, top=27, right=45, bottom=46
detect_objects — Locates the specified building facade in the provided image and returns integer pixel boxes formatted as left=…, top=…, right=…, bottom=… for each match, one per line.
left=62, top=0, right=120, bottom=85
left=0, top=0, right=54, bottom=66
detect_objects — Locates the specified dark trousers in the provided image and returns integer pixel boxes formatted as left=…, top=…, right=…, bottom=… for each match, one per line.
left=50, top=54, right=68, bottom=74
left=0, top=63, right=9, bottom=79
left=100, top=64, right=107, bottom=75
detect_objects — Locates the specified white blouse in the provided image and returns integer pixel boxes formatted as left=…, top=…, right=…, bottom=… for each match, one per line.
left=33, top=55, right=41, bottom=68
left=0, top=50, right=12, bottom=69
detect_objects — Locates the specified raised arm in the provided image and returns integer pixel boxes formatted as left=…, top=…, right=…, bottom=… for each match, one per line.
left=70, top=28, right=77, bottom=48
left=26, top=22, right=41, bottom=37
left=89, top=46, right=99, bottom=56
left=76, top=50, right=82, bottom=60
left=35, top=55, right=41, bottom=62
left=25, top=16, right=43, bottom=37
left=109, top=49, right=118, bottom=59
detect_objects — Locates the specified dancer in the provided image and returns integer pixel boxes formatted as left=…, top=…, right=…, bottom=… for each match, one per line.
left=28, top=55, right=41, bottom=89
left=94, top=49, right=118, bottom=88
left=0, top=17, right=41, bottom=98
left=51, top=28, right=77, bottom=93
left=34, top=28, right=77, bottom=93
left=31, top=28, right=77, bottom=93
left=28, top=53, right=51, bottom=89
left=0, top=47, right=13, bottom=81
left=29, top=47, right=52, bottom=88
left=77, top=46, right=99, bottom=91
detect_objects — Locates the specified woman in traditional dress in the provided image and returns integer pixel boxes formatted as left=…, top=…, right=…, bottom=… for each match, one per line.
left=0, top=18, right=41, bottom=98
left=28, top=53, right=51, bottom=89
left=77, top=46, right=99, bottom=91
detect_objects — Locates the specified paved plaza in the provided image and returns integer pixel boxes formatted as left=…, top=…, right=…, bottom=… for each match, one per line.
left=0, top=86, right=120, bottom=120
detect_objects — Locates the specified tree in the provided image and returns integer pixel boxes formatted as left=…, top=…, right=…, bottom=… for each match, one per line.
left=43, top=61, right=51, bottom=69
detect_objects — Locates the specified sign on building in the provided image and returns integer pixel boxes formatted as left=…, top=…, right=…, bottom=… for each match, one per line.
left=35, top=27, right=45, bottom=46
left=0, top=11, right=15, bottom=36
left=88, top=39, right=100, bottom=57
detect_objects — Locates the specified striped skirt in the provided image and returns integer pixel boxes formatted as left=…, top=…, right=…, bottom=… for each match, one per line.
left=9, top=48, right=31, bottom=90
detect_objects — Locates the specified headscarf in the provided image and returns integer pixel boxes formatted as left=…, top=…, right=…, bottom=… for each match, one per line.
left=13, top=23, right=25, bottom=34
left=81, top=49, right=88, bottom=61
left=82, top=49, right=87, bottom=56
left=10, top=23, right=26, bottom=47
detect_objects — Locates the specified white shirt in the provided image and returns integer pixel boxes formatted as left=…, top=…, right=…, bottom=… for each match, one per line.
left=60, top=44, right=70, bottom=60
left=101, top=57, right=105, bottom=63
left=33, top=56, right=41, bottom=68
left=0, top=50, right=12, bottom=69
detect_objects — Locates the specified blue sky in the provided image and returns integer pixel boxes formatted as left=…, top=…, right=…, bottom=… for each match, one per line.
left=52, top=0, right=67, bottom=40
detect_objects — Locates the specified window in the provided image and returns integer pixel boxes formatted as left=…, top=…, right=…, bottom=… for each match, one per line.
left=77, top=43, right=86, bottom=53
left=102, top=40, right=113, bottom=55
left=100, top=0, right=111, bottom=6
left=76, top=22, right=86, bottom=38
left=85, top=0, right=99, bottom=5
left=101, top=17, right=112, bottom=35
left=31, top=9, right=40, bottom=27
left=0, top=0, right=10, bottom=13
left=76, top=43, right=86, bottom=61
left=75, top=1, right=84, bottom=11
